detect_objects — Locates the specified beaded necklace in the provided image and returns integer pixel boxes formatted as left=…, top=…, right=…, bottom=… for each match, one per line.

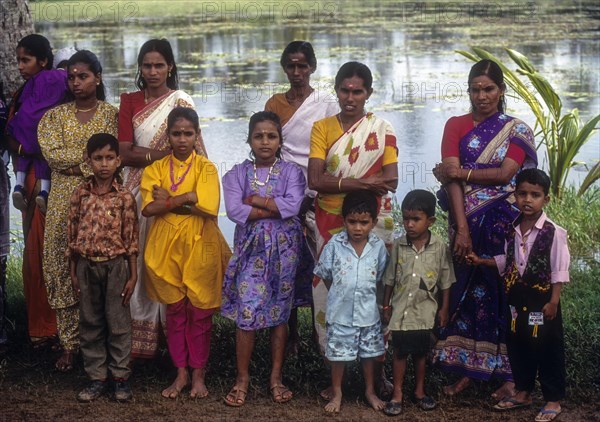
left=251, top=158, right=279, bottom=190
left=169, top=153, right=194, bottom=192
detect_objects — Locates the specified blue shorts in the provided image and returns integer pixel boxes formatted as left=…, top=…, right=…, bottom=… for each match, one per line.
left=325, top=321, right=385, bottom=361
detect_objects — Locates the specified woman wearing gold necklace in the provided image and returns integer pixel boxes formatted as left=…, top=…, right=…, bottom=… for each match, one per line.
left=307, top=61, right=398, bottom=401
left=118, top=39, right=206, bottom=361
left=38, top=50, right=118, bottom=371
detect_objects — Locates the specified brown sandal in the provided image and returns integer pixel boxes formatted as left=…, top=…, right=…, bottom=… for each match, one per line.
left=270, top=384, right=292, bottom=403
left=224, top=386, right=247, bottom=407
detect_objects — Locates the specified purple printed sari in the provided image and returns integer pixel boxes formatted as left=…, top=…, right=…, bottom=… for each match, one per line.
left=433, top=112, right=536, bottom=381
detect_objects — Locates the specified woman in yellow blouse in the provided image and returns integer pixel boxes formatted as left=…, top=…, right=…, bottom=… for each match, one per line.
left=39, top=50, right=118, bottom=372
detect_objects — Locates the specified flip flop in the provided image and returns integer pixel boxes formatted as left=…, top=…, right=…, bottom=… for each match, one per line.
left=535, top=407, right=562, bottom=422
left=383, top=401, right=402, bottom=416
left=223, top=386, right=247, bottom=407
left=493, top=397, right=532, bottom=411
left=270, top=384, right=292, bottom=403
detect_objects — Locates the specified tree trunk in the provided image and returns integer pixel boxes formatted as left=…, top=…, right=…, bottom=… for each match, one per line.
left=0, top=0, right=34, bottom=98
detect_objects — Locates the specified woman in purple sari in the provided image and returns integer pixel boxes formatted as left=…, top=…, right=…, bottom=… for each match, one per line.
left=221, top=112, right=313, bottom=406
left=432, top=60, right=537, bottom=398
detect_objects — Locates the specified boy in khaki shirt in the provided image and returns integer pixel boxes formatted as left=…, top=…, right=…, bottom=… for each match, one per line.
left=382, top=190, right=455, bottom=416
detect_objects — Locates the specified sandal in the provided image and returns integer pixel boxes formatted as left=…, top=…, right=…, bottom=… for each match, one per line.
left=270, top=384, right=292, bottom=403
left=55, top=349, right=77, bottom=372
left=535, top=406, right=562, bottom=422
left=412, top=395, right=437, bottom=411
left=493, top=397, right=532, bottom=411
left=383, top=401, right=403, bottom=416
left=224, top=385, right=247, bottom=407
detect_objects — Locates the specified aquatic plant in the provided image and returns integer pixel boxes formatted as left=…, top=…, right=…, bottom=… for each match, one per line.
left=457, top=47, right=600, bottom=199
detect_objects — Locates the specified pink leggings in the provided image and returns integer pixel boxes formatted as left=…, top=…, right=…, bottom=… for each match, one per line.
left=166, top=298, right=214, bottom=369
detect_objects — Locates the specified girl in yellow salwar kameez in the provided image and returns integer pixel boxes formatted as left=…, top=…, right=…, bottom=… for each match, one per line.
left=141, top=107, right=230, bottom=399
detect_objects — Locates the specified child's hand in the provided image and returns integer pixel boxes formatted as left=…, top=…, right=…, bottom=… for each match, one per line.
left=185, top=191, right=198, bottom=204
left=152, top=185, right=169, bottom=201
left=382, top=306, right=392, bottom=325
left=542, top=302, right=558, bottom=320
left=243, top=195, right=254, bottom=206
left=465, top=252, right=480, bottom=265
left=121, top=277, right=137, bottom=306
left=437, top=307, right=449, bottom=327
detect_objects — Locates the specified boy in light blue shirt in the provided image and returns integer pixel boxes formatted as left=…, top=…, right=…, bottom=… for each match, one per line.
left=314, top=190, right=388, bottom=414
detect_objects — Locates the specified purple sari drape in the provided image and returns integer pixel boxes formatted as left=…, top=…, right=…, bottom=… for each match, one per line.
left=433, top=113, right=536, bottom=381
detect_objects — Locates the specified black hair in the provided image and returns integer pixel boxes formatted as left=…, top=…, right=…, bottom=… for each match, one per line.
left=87, top=133, right=119, bottom=156
left=401, top=189, right=436, bottom=218
left=247, top=111, right=283, bottom=159
left=167, top=107, right=200, bottom=133
left=55, top=60, right=70, bottom=70
left=280, top=41, right=317, bottom=70
left=468, top=59, right=506, bottom=114
left=342, top=189, right=378, bottom=220
left=334, top=61, right=373, bottom=91
left=516, top=168, right=551, bottom=195
left=135, top=39, right=179, bottom=90
left=17, top=34, right=53, bottom=69
left=67, top=50, right=106, bottom=101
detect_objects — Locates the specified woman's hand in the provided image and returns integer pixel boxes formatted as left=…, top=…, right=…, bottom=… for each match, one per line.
left=434, top=162, right=462, bottom=185
left=453, top=226, right=472, bottom=262
left=152, top=185, right=169, bottom=201
left=360, top=175, right=398, bottom=195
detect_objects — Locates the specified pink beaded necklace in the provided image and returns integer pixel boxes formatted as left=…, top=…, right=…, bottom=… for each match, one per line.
left=169, top=153, right=193, bottom=192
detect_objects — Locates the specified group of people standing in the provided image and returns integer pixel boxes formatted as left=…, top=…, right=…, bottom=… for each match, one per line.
left=0, top=34, right=569, bottom=422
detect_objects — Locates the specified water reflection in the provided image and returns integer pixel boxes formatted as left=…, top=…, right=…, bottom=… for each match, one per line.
left=21, top=0, right=600, bottom=242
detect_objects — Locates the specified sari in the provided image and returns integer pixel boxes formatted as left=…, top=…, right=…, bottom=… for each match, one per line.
left=121, top=89, right=197, bottom=358
left=433, top=112, right=536, bottom=381
left=311, top=113, right=397, bottom=354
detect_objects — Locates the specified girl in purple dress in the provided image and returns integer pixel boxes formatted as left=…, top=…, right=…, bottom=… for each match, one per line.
left=221, top=111, right=313, bottom=407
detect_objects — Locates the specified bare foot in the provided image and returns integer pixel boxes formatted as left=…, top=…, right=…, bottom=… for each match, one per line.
left=491, top=381, right=516, bottom=400
left=320, top=385, right=333, bottom=401
left=324, top=393, right=342, bottom=414
left=190, top=367, right=209, bottom=398
left=365, top=390, right=385, bottom=411
left=55, top=349, right=77, bottom=372
left=161, top=367, right=190, bottom=399
left=443, top=376, right=471, bottom=396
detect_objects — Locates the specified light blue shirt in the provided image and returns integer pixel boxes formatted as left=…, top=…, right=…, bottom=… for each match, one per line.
left=314, top=231, right=388, bottom=327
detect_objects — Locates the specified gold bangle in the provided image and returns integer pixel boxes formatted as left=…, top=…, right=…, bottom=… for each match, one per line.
left=338, top=177, right=343, bottom=192
left=146, top=152, right=152, bottom=163
left=466, top=169, right=473, bottom=182
left=264, top=197, right=270, bottom=208
left=69, top=167, right=74, bottom=176
left=18, top=145, right=22, bottom=155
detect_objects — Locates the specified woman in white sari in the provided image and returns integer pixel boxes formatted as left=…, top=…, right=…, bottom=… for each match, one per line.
left=264, top=41, right=338, bottom=355
left=118, top=39, right=206, bottom=359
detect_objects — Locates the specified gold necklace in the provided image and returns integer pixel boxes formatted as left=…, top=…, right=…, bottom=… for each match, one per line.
left=75, top=102, right=98, bottom=113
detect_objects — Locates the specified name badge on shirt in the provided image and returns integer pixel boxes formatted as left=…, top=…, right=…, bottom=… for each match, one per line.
left=528, top=312, right=544, bottom=326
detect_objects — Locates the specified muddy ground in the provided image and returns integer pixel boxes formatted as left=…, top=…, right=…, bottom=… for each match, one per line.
left=1, top=344, right=598, bottom=422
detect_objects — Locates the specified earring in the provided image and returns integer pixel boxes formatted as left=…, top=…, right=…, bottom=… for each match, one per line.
left=168, top=71, right=172, bottom=78
left=96, top=82, right=100, bottom=86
